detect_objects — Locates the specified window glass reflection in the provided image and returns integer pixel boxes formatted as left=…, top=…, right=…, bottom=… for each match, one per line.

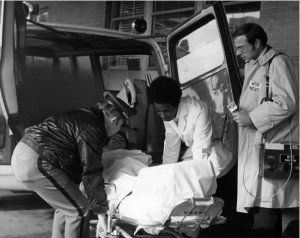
left=176, top=18, right=224, bottom=84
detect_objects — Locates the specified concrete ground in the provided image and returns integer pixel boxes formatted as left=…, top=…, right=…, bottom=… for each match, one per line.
left=0, top=190, right=53, bottom=238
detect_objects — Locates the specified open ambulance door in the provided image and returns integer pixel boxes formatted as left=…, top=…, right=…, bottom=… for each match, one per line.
left=0, top=1, right=30, bottom=190
left=166, top=1, right=242, bottom=176
left=0, top=1, right=27, bottom=142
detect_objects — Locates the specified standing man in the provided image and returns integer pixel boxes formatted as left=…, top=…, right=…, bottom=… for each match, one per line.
left=11, top=91, right=135, bottom=238
left=148, top=76, right=212, bottom=164
left=232, top=23, right=299, bottom=238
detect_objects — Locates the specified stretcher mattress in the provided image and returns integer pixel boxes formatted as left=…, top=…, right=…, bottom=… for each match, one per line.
left=102, top=149, right=217, bottom=224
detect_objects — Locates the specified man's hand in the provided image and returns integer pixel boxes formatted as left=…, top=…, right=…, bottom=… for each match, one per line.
left=96, top=213, right=108, bottom=238
left=232, top=111, right=253, bottom=126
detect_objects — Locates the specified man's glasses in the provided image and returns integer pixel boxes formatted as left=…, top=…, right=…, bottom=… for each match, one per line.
left=235, top=43, right=251, bottom=53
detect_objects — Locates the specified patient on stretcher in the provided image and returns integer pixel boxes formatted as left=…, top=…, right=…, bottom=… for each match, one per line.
left=101, top=149, right=217, bottom=228
left=86, top=132, right=227, bottom=236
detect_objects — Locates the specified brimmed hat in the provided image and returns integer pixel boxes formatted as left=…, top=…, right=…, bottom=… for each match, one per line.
left=103, top=91, right=136, bottom=119
left=103, top=79, right=137, bottom=120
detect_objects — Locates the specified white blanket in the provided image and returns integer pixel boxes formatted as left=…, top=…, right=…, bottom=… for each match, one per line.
left=102, top=149, right=217, bottom=224
left=102, top=149, right=151, bottom=200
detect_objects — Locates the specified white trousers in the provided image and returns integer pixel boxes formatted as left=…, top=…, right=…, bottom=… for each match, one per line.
left=11, top=141, right=90, bottom=238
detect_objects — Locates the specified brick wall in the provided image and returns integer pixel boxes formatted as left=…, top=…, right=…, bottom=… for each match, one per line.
left=36, top=1, right=106, bottom=28
left=260, top=1, right=299, bottom=71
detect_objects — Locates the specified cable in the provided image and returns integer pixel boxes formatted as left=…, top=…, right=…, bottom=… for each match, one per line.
left=242, top=131, right=294, bottom=201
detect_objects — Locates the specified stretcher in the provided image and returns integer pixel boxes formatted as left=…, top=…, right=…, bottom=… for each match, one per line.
left=90, top=149, right=226, bottom=238
left=91, top=184, right=226, bottom=238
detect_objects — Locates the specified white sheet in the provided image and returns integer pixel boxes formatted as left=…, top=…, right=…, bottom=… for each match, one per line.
left=102, top=149, right=217, bottom=224
left=102, top=149, right=151, bottom=200
left=118, top=160, right=217, bottom=224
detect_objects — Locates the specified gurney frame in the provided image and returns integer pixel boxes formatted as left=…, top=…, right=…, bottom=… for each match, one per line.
left=90, top=184, right=226, bottom=238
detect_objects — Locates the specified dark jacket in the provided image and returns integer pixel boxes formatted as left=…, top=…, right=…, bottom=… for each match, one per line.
left=21, top=107, right=108, bottom=214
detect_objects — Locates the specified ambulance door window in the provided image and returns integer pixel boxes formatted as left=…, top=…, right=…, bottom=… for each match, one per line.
left=176, top=18, right=224, bottom=84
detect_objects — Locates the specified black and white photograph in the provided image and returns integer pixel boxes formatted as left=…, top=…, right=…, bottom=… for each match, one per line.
left=0, top=1, right=298, bottom=238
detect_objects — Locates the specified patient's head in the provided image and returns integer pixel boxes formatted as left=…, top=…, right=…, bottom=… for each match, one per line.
left=148, top=76, right=182, bottom=122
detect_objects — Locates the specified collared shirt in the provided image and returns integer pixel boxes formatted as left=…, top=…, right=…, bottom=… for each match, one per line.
left=162, top=96, right=212, bottom=164
left=257, top=46, right=268, bottom=60
left=249, top=46, right=268, bottom=65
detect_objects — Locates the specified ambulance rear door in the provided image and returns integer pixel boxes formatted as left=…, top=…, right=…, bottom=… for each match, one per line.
left=166, top=1, right=242, bottom=175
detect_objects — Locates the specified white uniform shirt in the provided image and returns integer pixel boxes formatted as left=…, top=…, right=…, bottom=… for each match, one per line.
left=162, top=96, right=212, bottom=164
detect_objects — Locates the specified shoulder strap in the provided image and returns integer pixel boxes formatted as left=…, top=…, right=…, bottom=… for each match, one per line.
left=262, top=52, right=283, bottom=142
left=263, top=52, right=283, bottom=103
left=263, top=59, right=272, bottom=102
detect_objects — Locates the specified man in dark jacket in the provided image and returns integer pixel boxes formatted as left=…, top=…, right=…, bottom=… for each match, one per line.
left=11, top=91, right=136, bottom=238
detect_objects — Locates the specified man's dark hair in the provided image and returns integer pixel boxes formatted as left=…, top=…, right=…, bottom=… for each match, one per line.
left=148, top=76, right=182, bottom=107
left=232, top=22, right=268, bottom=47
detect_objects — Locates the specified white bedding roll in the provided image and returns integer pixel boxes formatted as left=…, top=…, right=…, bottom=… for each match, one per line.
left=118, top=159, right=217, bottom=223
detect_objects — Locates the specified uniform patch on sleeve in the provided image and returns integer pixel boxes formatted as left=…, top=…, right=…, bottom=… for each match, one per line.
left=248, top=81, right=262, bottom=93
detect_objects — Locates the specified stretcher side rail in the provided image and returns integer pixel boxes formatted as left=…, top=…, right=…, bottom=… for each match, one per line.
left=165, top=197, right=226, bottom=232
left=110, top=196, right=226, bottom=234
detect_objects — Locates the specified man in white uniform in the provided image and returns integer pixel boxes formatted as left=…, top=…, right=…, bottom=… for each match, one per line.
left=232, top=23, right=299, bottom=238
left=148, top=76, right=212, bottom=164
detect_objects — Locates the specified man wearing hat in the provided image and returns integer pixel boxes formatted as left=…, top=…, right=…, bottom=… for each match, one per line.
left=11, top=90, right=136, bottom=238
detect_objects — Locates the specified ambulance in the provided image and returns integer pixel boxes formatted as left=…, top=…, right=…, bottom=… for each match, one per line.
left=0, top=1, right=241, bottom=190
